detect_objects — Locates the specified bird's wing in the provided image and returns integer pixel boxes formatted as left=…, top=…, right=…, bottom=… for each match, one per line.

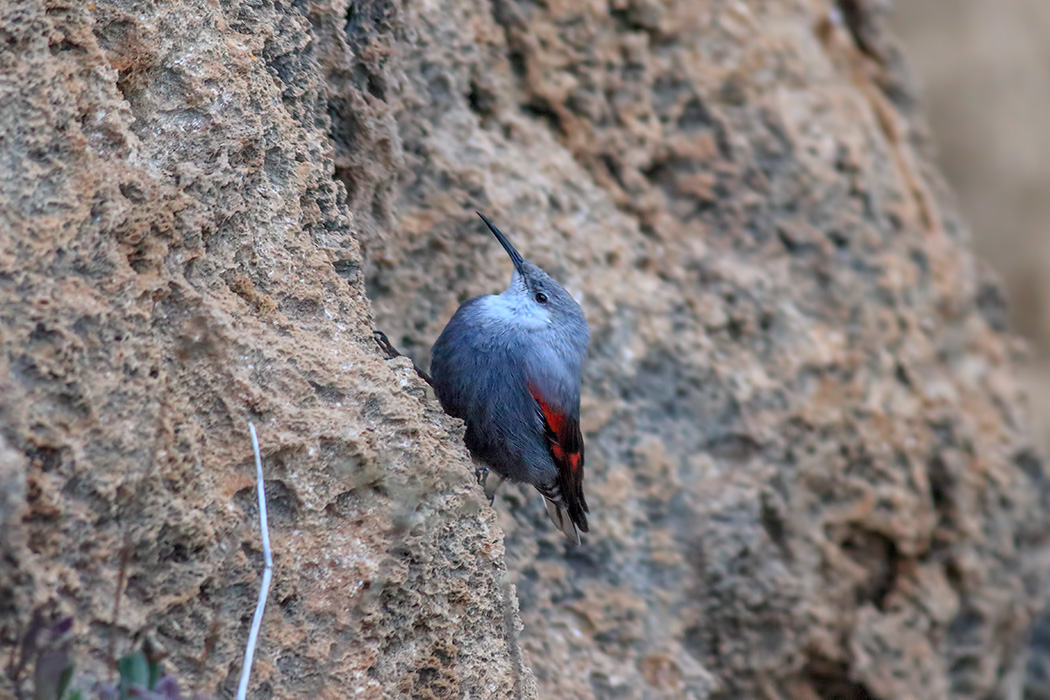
left=529, top=387, right=589, bottom=537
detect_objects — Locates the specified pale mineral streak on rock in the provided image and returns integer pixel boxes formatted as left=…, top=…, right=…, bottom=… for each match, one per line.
left=0, top=0, right=1046, bottom=699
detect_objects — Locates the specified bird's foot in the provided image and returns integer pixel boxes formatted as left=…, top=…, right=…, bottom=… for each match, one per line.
left=373, top=330, right=435, bottom=388
left=474, top=467, right=505, bottom=505
left=484, top=474, right=505, bottom=505
left=373, top=330, right=401, bottom=359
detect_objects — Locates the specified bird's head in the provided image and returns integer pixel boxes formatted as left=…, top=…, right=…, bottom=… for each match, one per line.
left=476, top=212, right=587, bottom=334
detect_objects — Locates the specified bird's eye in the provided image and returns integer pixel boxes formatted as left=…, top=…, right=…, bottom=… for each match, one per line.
left=534, top=292, right=548, bottom=304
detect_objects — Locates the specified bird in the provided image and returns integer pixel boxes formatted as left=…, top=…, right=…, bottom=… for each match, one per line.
left=427, top=212, right=591, bottom=543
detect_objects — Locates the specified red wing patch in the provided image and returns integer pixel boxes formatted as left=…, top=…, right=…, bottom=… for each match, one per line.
left=530, top=387, right=589, bottom=532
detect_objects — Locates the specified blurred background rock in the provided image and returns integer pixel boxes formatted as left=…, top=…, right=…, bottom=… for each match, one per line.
left=897, top=4, right=1050, bottom=696
left=895, top=0, right=1050, bottom=454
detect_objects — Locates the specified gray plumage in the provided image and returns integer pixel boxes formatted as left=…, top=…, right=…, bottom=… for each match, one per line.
left=431, top=213, right=591, bottom=543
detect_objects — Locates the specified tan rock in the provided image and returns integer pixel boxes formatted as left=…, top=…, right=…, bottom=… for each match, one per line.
left=0, top=1, right=1045, bottom=699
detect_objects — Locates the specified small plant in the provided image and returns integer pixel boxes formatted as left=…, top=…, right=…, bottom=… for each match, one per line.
left=3, top=605, right=205, bottom=700
left=7, top=424, right=271, bottom=700
left=100, top=644, right=189, bottom=700
left=3, top=603, right=73, bottom=700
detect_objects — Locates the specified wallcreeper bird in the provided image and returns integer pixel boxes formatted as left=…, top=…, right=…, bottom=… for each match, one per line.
left=429, top=212, right=591, bottom=543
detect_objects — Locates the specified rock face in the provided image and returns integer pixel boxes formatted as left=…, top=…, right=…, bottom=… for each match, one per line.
left=0, top=1, right=1046, bottom=699
left=895, top=4, right=1050, bottom=697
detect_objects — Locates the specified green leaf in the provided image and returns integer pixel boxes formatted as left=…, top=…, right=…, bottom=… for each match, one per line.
left=117, top=652, right=150, bottom=696
left=147, top=659, right=163, bottom=690
left=56, top=663, right=74, bottom=700
left=33, top=648, right=73, bottom=700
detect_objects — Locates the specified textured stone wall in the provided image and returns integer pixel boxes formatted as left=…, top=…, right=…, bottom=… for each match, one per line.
left=895, top=3, right=1050, bottom=696
left=1, top=1, right=1046, bottom=699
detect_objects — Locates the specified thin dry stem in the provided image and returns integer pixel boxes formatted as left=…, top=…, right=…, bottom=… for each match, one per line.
left=237, top=422, right=273, bottom=700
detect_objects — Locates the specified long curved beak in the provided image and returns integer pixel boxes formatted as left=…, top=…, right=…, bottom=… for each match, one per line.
left=477, top=212, right=526, bottom=276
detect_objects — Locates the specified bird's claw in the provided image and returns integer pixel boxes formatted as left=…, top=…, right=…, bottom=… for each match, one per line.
left=373, top=330, right=436, bottom=388
left=475, top=467, right=503, bottom=505
left=484, top=473, right=506, bottom=505
left=373, top=330, right=400, bottom=359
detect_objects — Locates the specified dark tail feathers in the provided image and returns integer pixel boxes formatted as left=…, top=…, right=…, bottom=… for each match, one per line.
left=538, top=478, right=589, bottom=544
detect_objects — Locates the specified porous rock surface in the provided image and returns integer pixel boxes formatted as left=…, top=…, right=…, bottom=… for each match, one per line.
left=0, top=1, right=1046, bottom=699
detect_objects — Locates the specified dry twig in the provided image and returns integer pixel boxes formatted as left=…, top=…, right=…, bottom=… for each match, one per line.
left=237, top=423, right=273, bottom=700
